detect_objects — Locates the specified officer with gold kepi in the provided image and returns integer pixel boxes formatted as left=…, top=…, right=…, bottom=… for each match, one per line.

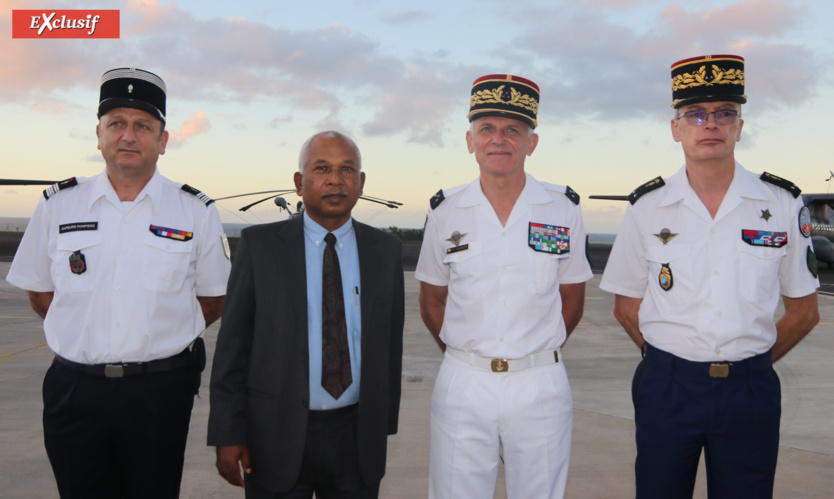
left=6, top=68, right=231, bottom=498
left=416, top=74, right=592, bottom=498
left=601, top=55, right=820, bottom=498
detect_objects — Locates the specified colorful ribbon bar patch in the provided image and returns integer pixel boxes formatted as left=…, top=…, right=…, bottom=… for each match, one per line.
left=529, top=223, right=570, bottom=254
left=741, top=229, right=787, bottom=248
left=149, top=224, right=193, bottom=241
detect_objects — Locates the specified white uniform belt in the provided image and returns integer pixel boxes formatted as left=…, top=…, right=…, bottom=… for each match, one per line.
left=445, top=347, right=559, bottom=373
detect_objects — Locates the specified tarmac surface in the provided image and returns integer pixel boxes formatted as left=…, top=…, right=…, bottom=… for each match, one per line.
left=2, top=260, right=834, bottom=498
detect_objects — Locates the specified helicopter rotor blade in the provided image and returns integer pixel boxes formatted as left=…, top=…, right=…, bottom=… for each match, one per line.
left=216, top=189, right=296, bottom=201
left=240, top=194, right=284, bottom=212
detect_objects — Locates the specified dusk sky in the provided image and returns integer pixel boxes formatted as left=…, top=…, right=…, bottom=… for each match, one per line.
left=2, top=0, right=833, bottom=233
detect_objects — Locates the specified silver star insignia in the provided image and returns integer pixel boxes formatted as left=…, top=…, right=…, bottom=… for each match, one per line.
left=761, top=209, right=772, bottom=221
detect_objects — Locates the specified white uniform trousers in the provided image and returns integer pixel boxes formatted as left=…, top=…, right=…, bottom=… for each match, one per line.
left=429, top=350, right=572, bottom=499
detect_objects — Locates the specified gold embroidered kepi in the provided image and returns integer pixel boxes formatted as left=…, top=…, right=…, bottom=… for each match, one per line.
left=98, top=67, right=167, bottom=123
left=467, top=74, right=540, bottom=129
left=670, top=54, right=746, bottom=109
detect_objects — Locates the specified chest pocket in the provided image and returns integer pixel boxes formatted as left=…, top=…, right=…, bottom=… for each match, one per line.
left=141, top=235, right=194, bottom=293
left=442, top=242, right=483, bottom=300
left=529, top=250, right=569, bottom=295
left=737, top=239, right=785, bottom=295
left=646, top=244, right=690, bottom=292
left=54, top=232, right=103, bottom=293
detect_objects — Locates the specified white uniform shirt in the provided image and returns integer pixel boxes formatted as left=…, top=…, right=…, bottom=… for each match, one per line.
left=600, top=163, right=819, bottom=362
left=415, top=173, right=593, bottom=359
left=6, top=169, right=231, bottom=364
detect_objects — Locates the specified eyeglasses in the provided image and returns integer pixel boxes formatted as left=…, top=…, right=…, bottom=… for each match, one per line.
left=676, top=109, right=740, bottom=126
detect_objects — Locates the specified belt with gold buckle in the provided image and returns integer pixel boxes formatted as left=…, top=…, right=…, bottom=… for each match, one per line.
left=709, top=363, right=732, bottom=378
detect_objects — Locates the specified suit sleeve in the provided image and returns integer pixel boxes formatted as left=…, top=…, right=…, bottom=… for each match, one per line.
left=388, top=238, right=405, bottom=435
left=208, top=230, right=256, bottom=447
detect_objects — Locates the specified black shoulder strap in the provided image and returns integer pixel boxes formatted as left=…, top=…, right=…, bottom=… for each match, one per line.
left=43, top=177, right=78, bottom=201
left=429, top=189, right=445, bottom=210
left=628, top=176, right=665, bottom=205
left=760, top=172, right=801, bottom=199
left=564, top=185, right=580, bottom=205
left=181, top=184, right=215, bottom=206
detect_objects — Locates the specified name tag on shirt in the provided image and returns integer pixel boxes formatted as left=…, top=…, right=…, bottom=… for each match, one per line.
left=59, top=222, right=98, bottom=233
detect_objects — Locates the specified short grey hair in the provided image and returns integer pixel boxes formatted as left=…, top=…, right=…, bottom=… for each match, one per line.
left=468, top=117, right=535, bottom=137
left=298, top=131, right=362, bottom=172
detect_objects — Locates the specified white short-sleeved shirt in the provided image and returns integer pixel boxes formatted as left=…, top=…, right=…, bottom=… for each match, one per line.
left=415, top=173, right=593, bottom=359
left=6, top=169, right=231, bottom=364
left=600, top=163, right=819, bottom=362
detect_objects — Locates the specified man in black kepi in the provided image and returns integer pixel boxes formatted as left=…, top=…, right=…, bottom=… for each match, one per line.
left=601, top=55, right=820, bottom=497
left=6, top=67, right=231, bottom=498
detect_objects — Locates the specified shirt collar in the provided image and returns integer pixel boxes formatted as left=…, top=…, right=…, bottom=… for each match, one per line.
left=458, top=173, right=549, bottom=207
left=88, top=167, right=163, bottom=212
left=303, top=211, right=354, bottom=247
left=658, top=161, right=763, bottom=208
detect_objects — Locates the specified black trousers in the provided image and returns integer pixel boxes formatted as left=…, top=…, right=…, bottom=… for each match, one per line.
left=43, top=359, right=194, bottom=499
left=245, top=404, right=380, bottom=499
left=632, top=344, right=781, bottom=499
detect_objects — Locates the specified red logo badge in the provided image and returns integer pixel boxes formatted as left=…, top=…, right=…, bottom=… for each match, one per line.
left=12, top=10, right=120, bottom=39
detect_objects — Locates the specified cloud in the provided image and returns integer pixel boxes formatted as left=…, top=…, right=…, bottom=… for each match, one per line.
left=269, top=114, right=294, bottom=129
left=0, top=0, right=823, bottom=146
left=167, top=110, right=211, bottom=148
left=0, top=0, right=468, bottom=145
left=510, top=0, right=817, bottom=122
left=379, top=9, right=432, bottom=26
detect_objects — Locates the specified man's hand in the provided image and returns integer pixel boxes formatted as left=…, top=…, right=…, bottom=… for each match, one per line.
left=216, top=445, right=251, bottom=487
left=26, top=291, right=53, bottom=319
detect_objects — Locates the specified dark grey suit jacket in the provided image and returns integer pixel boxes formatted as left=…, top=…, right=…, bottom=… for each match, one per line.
left=207, top=216, right=404, bottom=492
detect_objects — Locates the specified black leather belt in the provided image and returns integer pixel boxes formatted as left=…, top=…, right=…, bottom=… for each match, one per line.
left=645, top=343, right=772, bottom=379
left=54, top=350, right=190, bottom=378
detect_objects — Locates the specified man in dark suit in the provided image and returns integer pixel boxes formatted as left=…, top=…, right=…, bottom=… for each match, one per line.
left=208, top=131, right=404, bottom=498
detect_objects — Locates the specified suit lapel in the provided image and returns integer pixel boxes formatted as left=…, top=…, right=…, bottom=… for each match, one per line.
left=355, top=221, right=380, bottom=351
left=276, top=216, right=308, bottom=343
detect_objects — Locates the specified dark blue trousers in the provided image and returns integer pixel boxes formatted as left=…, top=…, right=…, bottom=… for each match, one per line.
left=632, top=344, right=781, bottom=499
left=43, top=359, right=194, bottom=499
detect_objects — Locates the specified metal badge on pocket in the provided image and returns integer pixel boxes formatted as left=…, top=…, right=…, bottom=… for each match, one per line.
left=69, top=250, right=86, bottom=275
left=658, top=263, right=673, bottom=291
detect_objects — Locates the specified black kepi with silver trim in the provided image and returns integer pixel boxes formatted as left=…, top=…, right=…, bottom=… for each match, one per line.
left=98, top=67, right=167, bottom=123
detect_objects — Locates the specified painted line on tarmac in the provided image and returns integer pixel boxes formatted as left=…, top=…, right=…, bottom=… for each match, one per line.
left=0, top=344, right=48, bottom=360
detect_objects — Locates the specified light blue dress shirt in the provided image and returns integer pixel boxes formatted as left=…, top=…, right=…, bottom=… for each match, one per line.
left=303, top=211, right=362, bottom=410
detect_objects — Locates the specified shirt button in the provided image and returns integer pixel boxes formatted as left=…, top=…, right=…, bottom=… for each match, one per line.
left=502, top=232, right=506, bottom=237
left=122, top=219, right=128, bottom=224
left=502, top=265, right=508, bottom=270
left=710, top=228, right=716, bottom=234
left=502, top=301, right=507, bottom=307
left=119, top=252, right=124, bottom=257
left=115, top=321, right=121, bottom=327
left=713, top=269, right=719, bottom=276
left=115, top=286, right=121, bottom=291
left=500, top=337, right=505, bottom=342
left=715, top=349, right=722, bottom=355
left=717, top=311, right=723, bottom=317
